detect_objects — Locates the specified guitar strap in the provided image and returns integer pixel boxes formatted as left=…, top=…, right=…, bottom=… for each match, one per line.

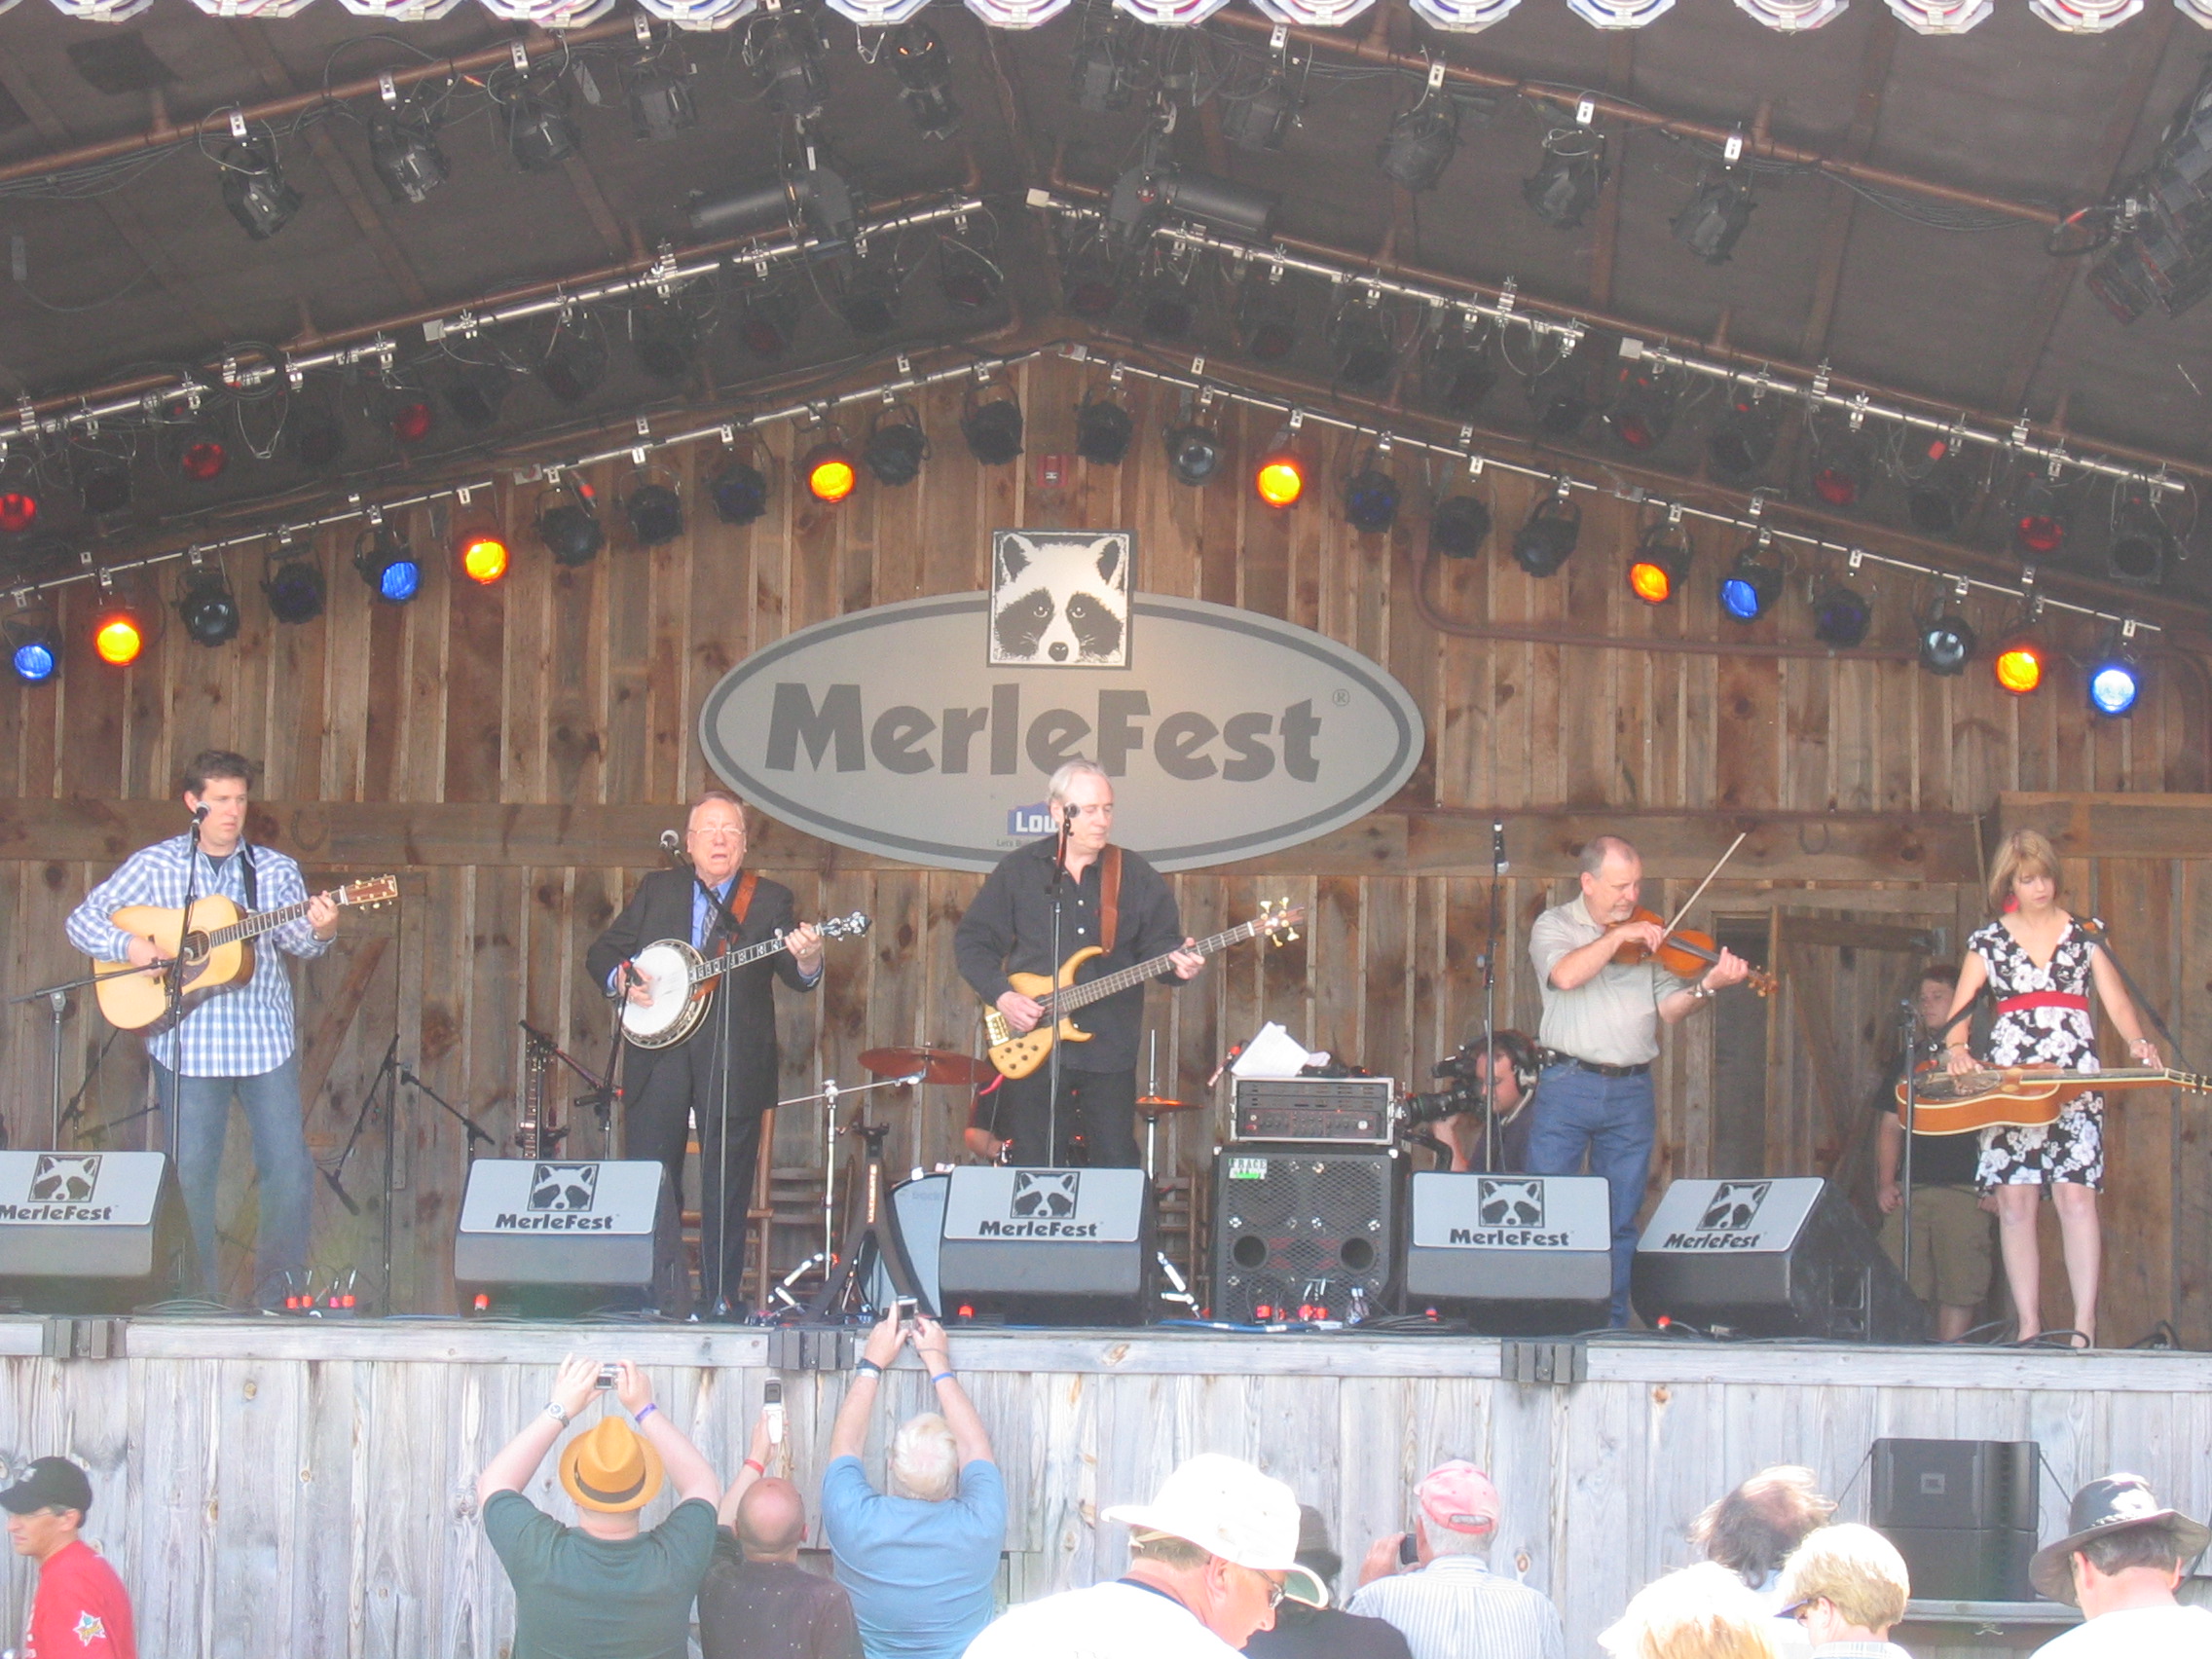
left=1099, top=846, right=1122, bottom=955
left=702, top=870, right=758, bottom=952
left=240, top=842, right=258, bottom=911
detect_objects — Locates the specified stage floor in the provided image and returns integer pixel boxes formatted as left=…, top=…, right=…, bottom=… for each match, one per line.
left=3, top=1319, right=2206, bottom=1658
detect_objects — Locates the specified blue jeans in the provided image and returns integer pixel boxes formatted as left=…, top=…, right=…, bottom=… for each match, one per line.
left=1525, top=1063, right=1656, bottom=1326
left=153, top=1051, right=313, bottom=1306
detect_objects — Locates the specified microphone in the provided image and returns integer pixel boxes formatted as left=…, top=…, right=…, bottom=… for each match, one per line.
left=659, top=829, right=689, bottom=866
left=191, top=803, right=210, bottom=823
left=1492, top=820, right=1508, bottom=873
left=1062, top=803, right=1078, bottom=828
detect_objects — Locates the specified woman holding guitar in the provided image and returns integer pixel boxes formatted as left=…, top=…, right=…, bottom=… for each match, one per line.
left=1938, top=829, right=2159, bottom=1347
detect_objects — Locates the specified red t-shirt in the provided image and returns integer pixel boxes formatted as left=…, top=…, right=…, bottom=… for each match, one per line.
left=22, top=1539, right=135, bottom=1659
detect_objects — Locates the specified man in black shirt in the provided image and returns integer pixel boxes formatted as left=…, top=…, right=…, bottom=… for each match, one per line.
left=1875, top=963, right=1995, bottom=1342
left=954, top=760, right=1205, bottom=1166
left=702, top=1410, right=862, bottom=1659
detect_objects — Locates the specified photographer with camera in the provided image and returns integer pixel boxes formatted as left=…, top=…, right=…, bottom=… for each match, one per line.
left=1403, top=1033, right=1542, bottom=1173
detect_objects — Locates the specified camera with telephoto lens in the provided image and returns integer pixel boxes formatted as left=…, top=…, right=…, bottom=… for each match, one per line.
left=1404, top=1047, right=1484, bottom=1128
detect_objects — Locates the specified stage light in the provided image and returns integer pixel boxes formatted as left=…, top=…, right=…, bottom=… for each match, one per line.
left=173, top=426, right=229, bottom=483
left=8, top=609, right=60, bottom=683
left=889, top=17, right=959, bottom=140
left=1378, top=95, right=1459, bottom=192
left=1328, top=298, right=1394, bottom=389
left=1254, top=436, right=1306, bottom=508
left=1075, top=397, right=1133, bottom=466
left=1150, top=170, right=1278, bottom=240
left=291, top=403, right=348, bottom=470
left=368, top=98, right=449, bottom=204
left=1071, top=26, right=1134, bottom=113
left=457, top=526, right=509, bottom=585
left=1513, top=492, right=1580, bottom=577
left=504, top=86, right=582, bottom=172
left=1605, top=361, right=1677, bottom=453
left=939, top=241, right=1003, bottom=311
left=1222, top=74, right=1299, bottom=153
left=1165, top=422, right=1223, bottom=488
left=1903, top=434, right=1970, bottom=535
left=79, top=461, right=130, bottom=517
left=1810, top=427, right=1869, bottom=507
left=539, top=319, right=608, bottom=404
left=836, top=255, right=902, bottom=338
left=1812, top=584, right=1872, bottom=646
left=264, top=551, right=326, bottom=624
left=387, top=394, right=434, bottom=446
left=1524, top=129, right=1606, bottom=229
left=92, top=592, right=143, bottom=666
left=710, top=456, right=771, bottom=525
left=1992, top=630, right=2046, bottom=695
left=1628, top=522, right=1690, bottom=605
left=803, top=441, right=859, bottom=504
left=629, top=299, right=698, bottom=382
left=745, top=10, right=828, bottom=121
left=1138, top=267, right=1198, bottom=342
left=1235, top=273, right=1299, bottom=362
left=1431, top=494, right=1491, bottom=558
left=1672, top=173, right=1756, bottom=265
left=1708, top=394, right=1780, bottom=482
left=0, top=490, right=38, bottom=534
left=354, top=521, right=421, bottom=604
left=737, top=287, right=805, bottom=359
left=1344, top=462, right=1399, bottom=533
left=177, top=563, right=240, bottom=646
left=622, top=470, right=684, bottom=546
left=2088, top=653, right=2141, bottom=717
left=1422, top=319, right=1495, bottom=417
left=2009, top=473, right=2069, bottom=557
left=219, top=139, right=303, bottom=240
left=961, top=388, right=1024, bottom=466
left=444, top=363, right=511, bottom=430
left=1719, top=540, right=1782, bottom=621
left=1527, top=360, right=1593, bottom=438
left=1918, top=608, right=1975, bottom=676
left=628, top=69, right=698, bottom=143
left=2106, top=491, right=2173, bottom=586
left=535, top=479, right=606, bottom=567
left=864, top=408, right=928, bottom=488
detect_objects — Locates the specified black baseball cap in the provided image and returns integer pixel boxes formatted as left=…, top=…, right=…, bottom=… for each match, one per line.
left=0, top=1457, right=92, bottom=1517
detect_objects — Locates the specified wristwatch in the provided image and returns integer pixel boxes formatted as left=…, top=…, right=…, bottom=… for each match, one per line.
left=544, top=1401, right=572, bottom=1425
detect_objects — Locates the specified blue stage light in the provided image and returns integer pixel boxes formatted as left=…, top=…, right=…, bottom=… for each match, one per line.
left=2089, top=660, right=2141, bottom=717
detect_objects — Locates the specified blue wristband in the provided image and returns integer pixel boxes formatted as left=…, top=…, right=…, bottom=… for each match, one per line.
left=634, top=1402, right=659, bottom=1425
left=855, top=1359, right=883, bottom=1378
left=931, top=1371, right=955, bottom=1385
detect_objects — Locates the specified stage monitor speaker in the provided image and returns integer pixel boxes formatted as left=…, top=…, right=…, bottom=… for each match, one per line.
left=1870, top=1438, right=2038, bottom=1601
left=1211, top=1147, right=1400, bottom=1323
left=938, top=1166, right=1152, bottom=1325
left=0, top=1151, right=196, bottom=1313
left=1631, top=1177, right=1926, bottom=1343
left=1403, top=1172, right=1612, bottom=1334
left=865, top=1172, right=948, bottom=1317
left=454, top=1159, right=666, bottom=1316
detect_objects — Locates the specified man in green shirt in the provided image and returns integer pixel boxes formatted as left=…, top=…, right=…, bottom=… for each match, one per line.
left=478, top=1355, right=722, bottom=1659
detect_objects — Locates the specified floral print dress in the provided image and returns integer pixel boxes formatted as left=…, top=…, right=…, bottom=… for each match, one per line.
left=1967, top=918, right=2105, bottom=1190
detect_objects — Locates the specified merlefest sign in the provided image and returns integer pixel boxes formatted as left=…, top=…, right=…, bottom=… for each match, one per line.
left=699, top=579, right=1424, bottom=873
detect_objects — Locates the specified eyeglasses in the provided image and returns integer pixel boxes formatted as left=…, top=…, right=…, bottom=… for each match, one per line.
left=690, top=828, right=746, bottom=841
left=1235, top=1565, right=1288, bottom=1608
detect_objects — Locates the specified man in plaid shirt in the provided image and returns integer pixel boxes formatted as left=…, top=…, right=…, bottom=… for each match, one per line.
left=64, top=751, right=338, bottom=1307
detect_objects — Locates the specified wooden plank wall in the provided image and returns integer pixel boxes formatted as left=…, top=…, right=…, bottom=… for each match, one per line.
left=2, top=354, right=2208, bottom=1331
left=3, top=1326, right=2210, bottom=1659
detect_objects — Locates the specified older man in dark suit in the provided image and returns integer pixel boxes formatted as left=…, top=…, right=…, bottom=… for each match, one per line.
left=587, top=790, right=822, bottom=1316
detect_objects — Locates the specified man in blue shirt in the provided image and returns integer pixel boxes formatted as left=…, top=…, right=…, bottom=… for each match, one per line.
left=820, top=1311, right=1005, bottom=1659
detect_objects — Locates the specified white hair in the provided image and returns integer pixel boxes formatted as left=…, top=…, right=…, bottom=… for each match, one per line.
left=1419, top=1514, right=1493, bottom=1558
left=887, top=1413, right=959, bottom=1503
left=1046, top=759, right=1110, bottom=809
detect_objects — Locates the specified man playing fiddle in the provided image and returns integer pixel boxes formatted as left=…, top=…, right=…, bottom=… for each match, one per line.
left=1527, top=836, right=1751, bottom=1326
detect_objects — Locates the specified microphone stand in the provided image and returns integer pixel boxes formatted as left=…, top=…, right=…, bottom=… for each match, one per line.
left=1045, top=804, right=1073, bottom=1166
left=2076, top=919, right=2195, bottom=1073
left=1480, top=819, right=1507, bottom=1172
left=668, top=834, right=753, bottom=1317
left=1896, top=995, right=1921, bottom=1295
left=162, top=809, right=207, bottom=1183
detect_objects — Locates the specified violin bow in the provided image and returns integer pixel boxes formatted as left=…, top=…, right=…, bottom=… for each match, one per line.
left=1659, top=830, right=1749, bottom=945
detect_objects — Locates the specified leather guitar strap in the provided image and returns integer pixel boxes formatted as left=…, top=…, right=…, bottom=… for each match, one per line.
left=1099, top=846, right=1122, bottom=955
left=704, top=869, right=758, bottom=952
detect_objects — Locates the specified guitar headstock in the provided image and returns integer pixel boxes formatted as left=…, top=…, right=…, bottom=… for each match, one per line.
left=338, top=876, right=400, bottom=910
left=1258, top=899, right=1304, bottom=945
left=819, top=912, right=871, bottom=940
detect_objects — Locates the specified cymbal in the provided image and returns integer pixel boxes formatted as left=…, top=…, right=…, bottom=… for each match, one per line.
left=859, top=1046, right=991, bottom=1087
left=1135, top=1094, right=1203, bottom=1115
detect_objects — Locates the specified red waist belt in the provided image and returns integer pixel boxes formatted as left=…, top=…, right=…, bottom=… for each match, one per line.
left=1996, top=991, right=2089, bottom=1015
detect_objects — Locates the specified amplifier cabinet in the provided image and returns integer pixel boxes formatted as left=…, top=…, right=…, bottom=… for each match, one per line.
left=1230, top=1077, right=1396, bottom=1146
left=1211, top=1146, right=1400, bottom=1322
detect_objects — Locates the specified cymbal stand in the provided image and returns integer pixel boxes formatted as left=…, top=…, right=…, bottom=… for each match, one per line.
left=770, top=1071, right=922, bottom=1319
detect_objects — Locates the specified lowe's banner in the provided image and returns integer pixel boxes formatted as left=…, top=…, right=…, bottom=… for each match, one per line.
left=698, top=592, right=1424, bottom=872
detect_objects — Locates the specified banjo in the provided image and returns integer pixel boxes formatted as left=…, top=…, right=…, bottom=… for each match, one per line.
left=620, top=912, right=870, bottom=1051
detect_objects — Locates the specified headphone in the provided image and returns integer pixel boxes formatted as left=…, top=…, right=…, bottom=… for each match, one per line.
left=1484, top=1031, right=1542, bottom=1095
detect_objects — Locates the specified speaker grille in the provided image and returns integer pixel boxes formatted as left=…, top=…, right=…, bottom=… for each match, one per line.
left=1210, top=1150, right=1398, bottom=1321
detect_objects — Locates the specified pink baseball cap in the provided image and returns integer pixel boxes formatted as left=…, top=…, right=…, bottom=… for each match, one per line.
left=1417, top=1461, right=1500, bottom=1534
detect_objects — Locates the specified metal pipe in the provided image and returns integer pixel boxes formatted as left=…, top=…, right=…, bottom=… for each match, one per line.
left=1209, top=11, right=2062, bottom=229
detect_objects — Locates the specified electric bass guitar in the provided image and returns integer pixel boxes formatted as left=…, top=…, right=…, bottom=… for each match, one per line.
left=982, top=900, right=1304, bottom=1081
left=1894, top=1063, right=2212, bottom=1135
left=94, top=876, right=401, bottom=1032
left=619, top=912, right=870, bottom=1051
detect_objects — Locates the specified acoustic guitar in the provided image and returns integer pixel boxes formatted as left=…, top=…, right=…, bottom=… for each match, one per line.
left=981, top=900, right=1304, bottom=1081
left=1893, top=1063, right=2212, bottom=1136
left=95, top=876, right=400, bottom=1032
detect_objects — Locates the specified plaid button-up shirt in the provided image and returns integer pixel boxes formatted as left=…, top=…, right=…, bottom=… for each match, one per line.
left=66, top=833, right=329, bottom=1078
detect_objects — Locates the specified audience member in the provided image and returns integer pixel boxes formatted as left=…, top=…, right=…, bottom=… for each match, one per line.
left=2027, top=1474, right=2212, bottom=1657
left=964, top=1453, right=1324, bottom=1658
left=476, top=1356, right=721, bottom=1659
left=1245, top=1504, right=1413, bottom=1659
left=2, top=1456, right=136, bottom=1659
left=701, top=1406, right=864, bottom=1659
left=1775, top=1526, right=1912, bottom=1659
left=823, top=1311, right=1006, bottom=1659
left=1690, top=1467, right=1837, bottom=1604
left=1601, top=1563, right=1783, bottom=1659
left=1347, top=1460, right=1565, bottom=1659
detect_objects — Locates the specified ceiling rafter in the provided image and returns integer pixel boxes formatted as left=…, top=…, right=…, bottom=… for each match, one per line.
left=1796, top=8, right=1899, bottom=364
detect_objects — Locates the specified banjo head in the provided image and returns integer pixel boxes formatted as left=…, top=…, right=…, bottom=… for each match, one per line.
left=622, top=940, right=703, bottom=1046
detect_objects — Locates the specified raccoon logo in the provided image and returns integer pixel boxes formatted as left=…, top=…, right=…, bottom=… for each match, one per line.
left=1699, top=1181, right=1771, bottom=1232
left=989, top=532, right=1131, bottom=667
left=529, top=1162, right=600, bottom=1213
left=30, top=1154, right=100, bottom=1205
left=1011, top=1170, right=1079, bottom=1220
left=1477, top=1177, right=1545, bottom=1229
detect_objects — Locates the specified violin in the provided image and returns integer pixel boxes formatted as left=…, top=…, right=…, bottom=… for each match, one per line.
left=1611, top=906, right=1780, bottom=998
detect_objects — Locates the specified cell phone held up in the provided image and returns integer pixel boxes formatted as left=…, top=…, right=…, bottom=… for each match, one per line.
left=596, top=1363, right=617, bottom=1390
left=763, top=1379, right=785, bottom=1447
left=1398, top=1531, right=1419, bottom=1567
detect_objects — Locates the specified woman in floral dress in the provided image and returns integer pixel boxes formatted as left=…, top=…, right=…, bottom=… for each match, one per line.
left=1936, top=830, right=2159, bottom=1347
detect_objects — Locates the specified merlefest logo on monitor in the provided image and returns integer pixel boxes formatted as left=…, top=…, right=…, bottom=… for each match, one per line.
left=493, top=1162, right=614, bottom=1231
left=2, top=1154, right=114, bottom=1223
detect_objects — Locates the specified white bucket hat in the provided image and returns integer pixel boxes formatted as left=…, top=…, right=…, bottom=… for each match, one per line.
left=1104, top=1454, right=1329, bottom=1609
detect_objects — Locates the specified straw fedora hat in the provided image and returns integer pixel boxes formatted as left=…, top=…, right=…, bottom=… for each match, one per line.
left=558, top=1416, right=664, bottom=1514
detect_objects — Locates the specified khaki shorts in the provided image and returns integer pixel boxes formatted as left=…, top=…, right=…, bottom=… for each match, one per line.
left=1879, top=1183, right=1995, bottom=1309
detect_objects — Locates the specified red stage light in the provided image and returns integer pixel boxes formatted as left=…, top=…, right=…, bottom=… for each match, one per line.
left=179, top=439, right=228, bottom=482
left=390, top=400, right=434, bottom=445
left=0, top=491, right=38, bottom=533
